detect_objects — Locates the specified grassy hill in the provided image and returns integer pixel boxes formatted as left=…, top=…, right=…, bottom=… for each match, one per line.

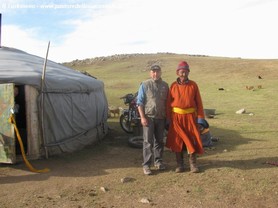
left=65, top=53, right=278, bottom=136
left=65, top=53, right=278, bottom=111
left=61, top=53, right=278, bottom=207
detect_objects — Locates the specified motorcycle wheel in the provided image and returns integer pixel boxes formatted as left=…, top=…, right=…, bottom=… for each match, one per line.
left=120, top=114, right=133, bottom=134
left=128, top=136, right=143, bottom=148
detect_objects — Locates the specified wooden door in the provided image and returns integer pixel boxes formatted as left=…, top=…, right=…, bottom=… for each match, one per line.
left=0, top=83, right=16, bottom=163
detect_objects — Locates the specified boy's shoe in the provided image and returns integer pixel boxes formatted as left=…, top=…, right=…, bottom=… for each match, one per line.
left=155, top=162, right=166, bottom=170
left=143, top=166, right=152, bottom=175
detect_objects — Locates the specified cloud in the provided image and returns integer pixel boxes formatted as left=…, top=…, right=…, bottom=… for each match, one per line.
left=1, top=0, right=278, bottom=62
left=2, top=25, right=49, bottom=57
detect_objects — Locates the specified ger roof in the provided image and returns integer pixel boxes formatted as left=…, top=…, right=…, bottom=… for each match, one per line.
left=0, top=46, right=103, bottom=92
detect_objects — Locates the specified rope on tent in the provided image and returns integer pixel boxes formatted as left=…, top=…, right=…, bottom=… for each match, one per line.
left=8, top=114, right=50, bottom=173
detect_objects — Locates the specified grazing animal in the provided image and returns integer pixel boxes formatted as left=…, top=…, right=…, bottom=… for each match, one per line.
left=258, top=75, right=262, bottom=79
left=108, top=106, right=120, bottom=117
left=246, top=86, right=254, bottom=90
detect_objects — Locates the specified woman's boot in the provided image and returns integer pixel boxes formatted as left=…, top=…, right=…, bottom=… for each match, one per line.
left=175, top=152, right=185, bottom=173
left=189, top=153, right=199, bottom=173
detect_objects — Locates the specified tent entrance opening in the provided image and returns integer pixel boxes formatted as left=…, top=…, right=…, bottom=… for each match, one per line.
left=14, top=85, right=28, bottom=155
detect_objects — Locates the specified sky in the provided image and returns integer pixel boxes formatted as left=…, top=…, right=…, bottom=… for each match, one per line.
left=1, top=0, right=278, bottom=63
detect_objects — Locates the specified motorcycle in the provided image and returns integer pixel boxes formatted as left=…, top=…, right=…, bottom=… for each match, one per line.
left=119, top=92, right=140, bottom=134
left=119, top=92, right=167, bottom=149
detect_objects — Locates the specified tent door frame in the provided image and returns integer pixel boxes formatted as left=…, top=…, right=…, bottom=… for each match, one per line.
left=20, top=85, right=42, bottom=160
left=0, top=84, right=42, bottom=164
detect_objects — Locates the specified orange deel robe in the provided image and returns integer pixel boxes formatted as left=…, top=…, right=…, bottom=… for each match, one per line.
left=166, top=80, right=205, bottom=154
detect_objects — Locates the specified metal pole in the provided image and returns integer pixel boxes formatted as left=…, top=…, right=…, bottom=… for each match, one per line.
left=41, top=41, right=50, bottom=159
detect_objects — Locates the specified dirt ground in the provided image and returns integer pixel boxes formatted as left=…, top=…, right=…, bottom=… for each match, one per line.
left=0, top=120, right=277, bottom=208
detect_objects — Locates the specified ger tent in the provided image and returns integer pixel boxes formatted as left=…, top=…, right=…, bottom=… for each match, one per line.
left=0, top=46, right=108, bottom=163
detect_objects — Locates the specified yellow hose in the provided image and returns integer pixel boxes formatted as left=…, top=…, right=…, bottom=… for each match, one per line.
left=9, top=115, right=50, bottom=173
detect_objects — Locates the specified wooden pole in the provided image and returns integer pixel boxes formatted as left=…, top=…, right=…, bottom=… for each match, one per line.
left=41, top=41, right=50, bottom=159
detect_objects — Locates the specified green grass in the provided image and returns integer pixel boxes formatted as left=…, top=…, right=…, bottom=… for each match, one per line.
left=61, top=53, right=278, bottom=207
left=68, top=53, right=278, bottom=137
